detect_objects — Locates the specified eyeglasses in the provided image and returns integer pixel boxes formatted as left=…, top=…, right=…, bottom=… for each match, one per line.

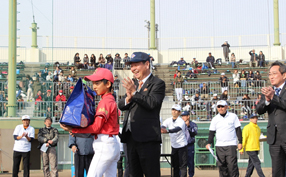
left=217, top=105, right=225, bottom=108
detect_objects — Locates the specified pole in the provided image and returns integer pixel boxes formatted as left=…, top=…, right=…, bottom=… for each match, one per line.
left=8, top=0, right=17, bottom=117
left=31, top=23, right=38, bottom=48
left=150, top=0, right=156, bottom=49
left=273, top=0, right=280, bottom=46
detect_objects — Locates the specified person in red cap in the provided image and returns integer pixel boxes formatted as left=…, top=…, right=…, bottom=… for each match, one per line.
left=55, top=90, right=66, bottom=111
left=61, top=68, right=120, bottom=177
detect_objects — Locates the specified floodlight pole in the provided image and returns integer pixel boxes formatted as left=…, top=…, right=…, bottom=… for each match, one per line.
left=150, top=0, right=156, bottom=49
left=8, top=0, right=17, bottom=117
left=273, top=0, right=280, bottom=46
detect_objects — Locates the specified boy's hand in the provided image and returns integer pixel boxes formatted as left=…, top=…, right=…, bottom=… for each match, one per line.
left=237, top=143, right=242, bottom=150
left=206, top=144, right=211, bottom=150
left=161, top=128, right=167, bottom=134
left=240, top=151, right=243, bottom=155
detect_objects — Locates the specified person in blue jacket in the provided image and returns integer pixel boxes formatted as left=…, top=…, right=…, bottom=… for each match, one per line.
left=181, top=111, right=198, bottom=177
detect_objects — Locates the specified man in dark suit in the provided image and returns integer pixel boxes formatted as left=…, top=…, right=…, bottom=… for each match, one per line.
left=256, top=61, right=286, bottom=177
left=119, top=52, right=166, bottom=177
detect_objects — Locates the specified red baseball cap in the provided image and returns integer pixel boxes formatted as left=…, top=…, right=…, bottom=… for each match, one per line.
left=47, top=90, right=51, bottom=92
left=84, top=68, right=114, bottom=83
left=70, top=86, right=74, bottom=89
left=59, top=90, right=63, bottom=93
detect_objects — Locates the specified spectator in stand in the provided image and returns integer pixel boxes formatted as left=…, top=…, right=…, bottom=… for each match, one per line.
left=242, top=94, right=252, bottom=117
left=247, top=70, right=254, bottom=87
left=58, top=72, right=65, bottom=82
left=185, top=68, right=197, bottom=79
left=258, top=51, right=265, bottom=67
left=44, top=90, right=53, bottom=109
left=33, top=78, right=41, bottom=98
left=191, top=92, right=201, bottom=109
left=41, top=82, right=48, bottom=96
left=211, top=94, right=219, bottom=101
left=90, top=54, right=96, bottom=67
left=255, top=94, right=262, bottom=105
left=200, top=82, right=210, bottom=100
left=233, top=69, right=240, bottom=88
left=53, top=67, right=62, bottom=82
left=67, top=74, right=74, bottom=82
left=183, top=102, right=191, bottom=112
left=230, top=53, right=236, bottom=68
left=123, top=53, right=130, bottom=69
left=74, top=53, right=81, bottom=69
left=174, top=69, right=178, bottom=79
left=106, top=53, right=113, bottom=65
left=105, top=61, right=113, bottom=71
left=46, top=107, right=53, bottom=118
left=175, top=71, right=184, bottom=101
left=83, top=54, right=89, bottom=69
left=27, top=80, right=34, bottom=102
left=240, top=70, right=247, bottom=88
left=37, top=71, right=44, bottom=82
left=98, top=53, right=105, bottom=68
left=178, top=57, right=187, bottom=66
left=17, top=95, right=24, bottom=110
left=219, top=73, right=229, bottom=93
left=254, top=71, right=262, bottom=87
left=206, top=52, right=215, bottom=69
left=35, top=90, right=43, bottom=110
left=113, top=75, right=120, bottom=92
left=55, top=90, right=66, bottom=111
left=24, top=75, right=32, bottom=93
left=221, top=41, right=230, bottom=63
left=249, top=49, right=258, bottom=67
left=42, top=67, right=49, bottom=79
left=46, top=71, right=53, bottom=81
left=220, top=90, right=230, bottom=101
left=69, top=66, right=77, bottom=79
left=54, top=82, right=63, bottom=96
left=191, top=57, right=198, bottom=68
left=114, top=53, right=122, bottom=69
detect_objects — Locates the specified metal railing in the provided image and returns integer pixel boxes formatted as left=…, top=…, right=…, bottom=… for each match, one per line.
left=173, top=80, right=266, bottom=101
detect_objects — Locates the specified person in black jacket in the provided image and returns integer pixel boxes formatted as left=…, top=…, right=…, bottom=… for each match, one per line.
left=74, top=53, right=81, bottom=69
left=200, top=82, right=210, bottom=100
left=90, top=54, right=96, bottom=67
left=119, top=52, right=165, bottom=177
left=258, top=51, right=265, bottom=67
left=38, top=117, right=59, bottom=177
left=256, top=61, right=286, bottom=176
left=106, top=53, right=113, bottom=65
left=221, top=41, right=230, bottom=63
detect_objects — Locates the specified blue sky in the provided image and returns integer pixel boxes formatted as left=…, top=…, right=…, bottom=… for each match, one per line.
left=0, top=0, right=285, bottom=48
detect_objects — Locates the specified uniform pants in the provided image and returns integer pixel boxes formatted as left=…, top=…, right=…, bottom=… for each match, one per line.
left=172, top=146, right=187, bottom=177
left=27, top=88, right=33, bottom=101
left=269, top=129, right=286, bottom=177
left=42, top=146, right=58, bottom=177
left=13, top=151, right=30, bottom=177
left=87, top=135, right=120, bottom=177
left=216, top=146, right=239, bottom=177
left=175, top=88, right=183, bottom=101
left=126, top=131, right=161, bottom=177
left=245, top=151, right=265, bottom=177
left=74, top=153, right=93, bottom=177
left=187, top=144, right=195, bottom=177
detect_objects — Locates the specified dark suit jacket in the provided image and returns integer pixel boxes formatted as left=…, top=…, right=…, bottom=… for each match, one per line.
left=256, top=84, right=286, bottom=145
left=118, top=74, right=165, bottom=143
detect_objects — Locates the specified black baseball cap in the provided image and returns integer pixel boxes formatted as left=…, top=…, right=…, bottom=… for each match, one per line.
left=125, top=52, right=150, bottom=64
left=181, top=111, right=190, bottom=116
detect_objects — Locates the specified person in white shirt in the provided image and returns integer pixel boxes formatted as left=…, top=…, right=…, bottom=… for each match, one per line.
left=13, top=115, right=35, bottom=177
left=206, top=100, right=242, bottom=177
left=232, top=69, right=240, bottom=87
left=161, top=104, right=188, bottom=177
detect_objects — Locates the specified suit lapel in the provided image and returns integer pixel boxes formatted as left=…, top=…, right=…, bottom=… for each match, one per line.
left=140, top=74, right=153, bottom=92
left=278, top=83, right=286, bottom=97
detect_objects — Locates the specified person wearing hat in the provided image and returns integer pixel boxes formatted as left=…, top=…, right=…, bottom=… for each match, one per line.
left=239, top=114, right=265, bottom=177
left=161, top=105, right=188, bottom=177
left=119, top=52, right=165, bottom=177
left=12, top=115, right=35, bottom=177
left=105, top=53, right=113, bottom=65
left=38, top=117, right=59, bottom=177
left=206, top=100, right=242, bottom=177
left=219, top=73, right=229, bottom=93
left=191, top=57, right=198, bottom=68
left=55, top=90, right=66, bottom=111
left=61, top=68, right=120, bottom=177
left=122, top=53, right=130, bottom=70
left=178, top=57, right=187, bottom=66
left=181, top=111, right=198, bottom=177
left=206, top=52, right=215, bottom=69
left=221, top=41, right=230, bottom=63
left=249, top=49, right=258, bottom=67
left=114, top=53, right=122, bottom=69
left=113, top=75, right=120, bottom=92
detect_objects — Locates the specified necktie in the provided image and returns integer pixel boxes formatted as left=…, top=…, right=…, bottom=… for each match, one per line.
left=138, top=81, right=143, bottom=91
left=275, top=88, right=281, bottom=96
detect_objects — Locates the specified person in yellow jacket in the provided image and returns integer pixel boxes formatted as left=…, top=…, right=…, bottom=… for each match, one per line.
left=240, top=114, right=265, bottom=177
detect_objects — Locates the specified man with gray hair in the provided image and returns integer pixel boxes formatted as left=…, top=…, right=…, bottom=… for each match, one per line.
left=249, top=49, right=258, bottom=67
left=38, top=117, right=59, bottom=177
